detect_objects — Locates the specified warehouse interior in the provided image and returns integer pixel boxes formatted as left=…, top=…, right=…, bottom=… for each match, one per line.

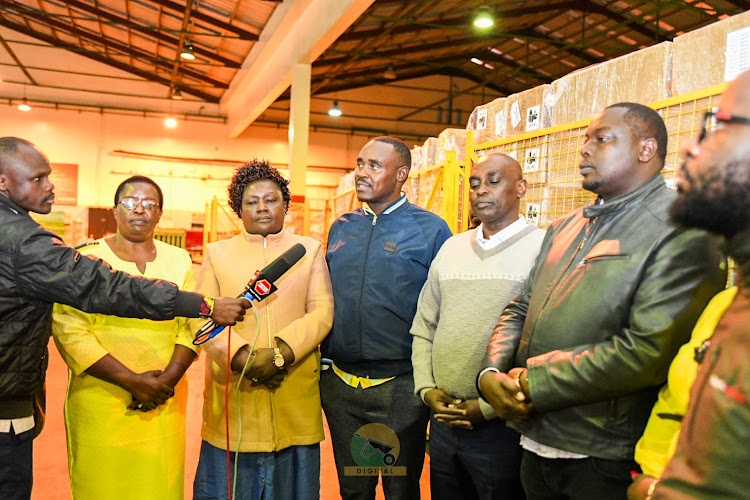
left=1, top=1, right=749, bottom=498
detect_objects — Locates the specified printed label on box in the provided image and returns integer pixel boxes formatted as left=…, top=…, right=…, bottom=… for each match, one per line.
left=726, top=26, right=750, bottom=82
left=495, top=110, right=505, bottom=136
left=511, top=102, right=522, bottom=129
left=525, top=148, right=539, bottom=172
left=477, top=109, right=488, bottom=130
left=526, top=105, right=541, bottom=131
left=526, top=203, right=540, bottom=226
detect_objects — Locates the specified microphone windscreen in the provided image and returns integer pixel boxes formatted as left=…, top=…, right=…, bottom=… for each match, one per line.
left=261, top=243, right=306, bottom=282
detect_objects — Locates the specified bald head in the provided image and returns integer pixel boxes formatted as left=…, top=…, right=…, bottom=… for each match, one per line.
left=0, top=137, right=38, bottom=173
left=470, top=153, right=527, bottom=234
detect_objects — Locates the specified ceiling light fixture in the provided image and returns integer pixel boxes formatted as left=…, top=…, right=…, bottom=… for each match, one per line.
left=470, top=57, right=484, bottom=65
left=474, top=7, right=494, bottom=28
left=165, top=116, right=178, bottom=128
left=383, top=64, right=397, bottom=80
left=180, top=42, right=196, bottom=60
left=18, top=98, right=30, bottom=112
left=172, top=88, right=183, bottom=100
left=328, top=101, right=342, bottom=117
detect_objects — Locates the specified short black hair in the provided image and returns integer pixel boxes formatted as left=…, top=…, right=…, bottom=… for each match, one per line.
left=0, top=137, right=36, bottom=172
left=372, top=136, right=412, bottom=169
left=228, top=159, right=291, bottom=218
left=606, top=102, right=668, bottom=163
left=114, top=175, right=164, bottom=207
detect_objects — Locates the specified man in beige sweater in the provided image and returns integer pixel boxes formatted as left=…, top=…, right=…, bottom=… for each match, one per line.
left=411, top=153, right=545, bottom=500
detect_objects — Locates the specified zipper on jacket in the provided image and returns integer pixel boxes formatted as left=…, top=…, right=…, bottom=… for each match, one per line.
left=608, top=399, right=617, bottom=421
left=263, top=237, right=277, bottom=449
left=358, top=215, right=377, bottom=362
left=577, top=253, right=630, bottom=267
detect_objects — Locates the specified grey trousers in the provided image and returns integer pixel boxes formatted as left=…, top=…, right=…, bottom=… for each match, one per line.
left=320, top=369, right=429, bottom=500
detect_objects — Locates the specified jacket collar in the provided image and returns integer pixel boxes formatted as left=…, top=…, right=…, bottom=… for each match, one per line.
left=240, top=227, right=289, bottom=246
left=362, top=193, right=409, bottom=218
left=582, top=173, right=665, bottom=220
left=727, top=231, right=750, bottom=285
left=0, top=193, right=26, bottom=216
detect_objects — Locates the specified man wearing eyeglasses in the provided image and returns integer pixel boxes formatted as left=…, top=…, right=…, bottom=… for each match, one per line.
left=644, top=70, right=750, bottom=500
left=0, top=137, right=250, bottom=499
left=476, top=103, right=726, bottom=499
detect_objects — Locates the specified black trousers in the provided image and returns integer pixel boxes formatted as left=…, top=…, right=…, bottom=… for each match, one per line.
left=520, top=449, right=636, bottom=500
left=0, top=426, right=34, bottom=500
left=320, top=369, right=429, bottom=500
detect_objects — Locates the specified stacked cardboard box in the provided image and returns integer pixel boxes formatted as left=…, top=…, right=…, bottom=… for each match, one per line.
left=548, top=42, right=672, bottom=126
left=436, top=128, right=467, bottom=164
left=466, top=97, right=507, bottom=145
left=410, top=145, right=424, bottom=172
left=505, top=85, right=551, bottom=137
left=422, top=137, right=439, bottom=169
left=672, top=10, right=750, bottom=95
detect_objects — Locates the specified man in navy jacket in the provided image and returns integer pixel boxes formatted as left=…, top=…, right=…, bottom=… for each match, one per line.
left=322, top=136, right=451, bottom=499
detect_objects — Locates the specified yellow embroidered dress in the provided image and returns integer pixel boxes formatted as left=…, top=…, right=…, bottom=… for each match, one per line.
left=52, top=238, right=196, bottom=500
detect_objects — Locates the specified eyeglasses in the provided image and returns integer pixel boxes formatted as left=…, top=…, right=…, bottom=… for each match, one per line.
left=117, top=197, right=160, bottom=211
left=699, top=110, right=750, bottom=143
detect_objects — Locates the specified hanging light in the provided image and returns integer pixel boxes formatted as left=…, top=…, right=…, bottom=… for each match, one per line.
left=17, top=98, right=31, bottom=112
left=328, top=101, right=342, bottom=117
left=180, top=42, right=196, bottom=60
left=172, top=88, right=184, bottom=100
left=473, top=7, right=494, bottom=28
left=383, top=64, right=397, bottom=80
left=165, top=116, right=178, bottom=128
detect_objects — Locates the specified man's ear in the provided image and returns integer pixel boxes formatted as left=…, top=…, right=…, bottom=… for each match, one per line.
left=516, top=179, right=528, bottom=198
left=396, top=165, right=410, bottom=183
left=639, top=138, right=658, bottom=163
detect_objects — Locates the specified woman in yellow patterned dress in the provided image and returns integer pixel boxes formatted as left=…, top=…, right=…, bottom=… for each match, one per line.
left=52, top=176, right=197, bottom=499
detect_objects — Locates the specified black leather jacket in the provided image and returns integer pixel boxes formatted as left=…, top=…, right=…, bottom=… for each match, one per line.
left=0, top=195, right=200, bottom=424
left=481, top=175, right=726, bottom=460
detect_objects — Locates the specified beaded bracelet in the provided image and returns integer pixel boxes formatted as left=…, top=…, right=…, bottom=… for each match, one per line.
left=199, top=295, right=215, bottom=319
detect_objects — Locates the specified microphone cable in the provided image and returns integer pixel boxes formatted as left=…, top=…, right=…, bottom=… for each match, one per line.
left=223, top=299, right=262, bottom=500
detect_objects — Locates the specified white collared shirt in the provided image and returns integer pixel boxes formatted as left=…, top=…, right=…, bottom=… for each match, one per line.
left=475, top=215, right=529, bottom=250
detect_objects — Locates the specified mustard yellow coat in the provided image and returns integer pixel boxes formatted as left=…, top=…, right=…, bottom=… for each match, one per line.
left=194, top=229, right=334, bottom=452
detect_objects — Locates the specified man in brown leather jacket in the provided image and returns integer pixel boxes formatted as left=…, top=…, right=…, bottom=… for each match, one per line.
left=476, top=103, right=726, bottom=500
left=0, top=137, right=250, bottom=499
left=647, top=70, right=750, bottom=500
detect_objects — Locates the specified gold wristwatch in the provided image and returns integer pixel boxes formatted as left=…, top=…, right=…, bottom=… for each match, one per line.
left=273, top=347, right=285, bottom=369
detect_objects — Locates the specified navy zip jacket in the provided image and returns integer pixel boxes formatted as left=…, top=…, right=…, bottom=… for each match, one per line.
left=323, top=196, right=452, bottom=379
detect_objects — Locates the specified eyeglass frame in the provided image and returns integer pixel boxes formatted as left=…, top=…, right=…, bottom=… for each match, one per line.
left=699, top=109, right=750, bottom=143
left=117, top=196, right=161, bottom=211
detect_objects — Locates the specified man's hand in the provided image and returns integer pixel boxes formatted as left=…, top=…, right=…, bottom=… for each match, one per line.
left=124, top=370, right=174, bottom=411
left=425, top=389, right=466, bottom=427
left=210, top=297, right=251, bottom=326
left=436, top=398, right=485, bottom=430
left=231, top=346, right=286, bottom=389
left=627, top=474, right=658, bottom=500
left=478, top=370, right=534, bottom=424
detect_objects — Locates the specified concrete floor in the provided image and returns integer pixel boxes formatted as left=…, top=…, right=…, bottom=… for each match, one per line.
left=32, top=338, right=430, bottom=499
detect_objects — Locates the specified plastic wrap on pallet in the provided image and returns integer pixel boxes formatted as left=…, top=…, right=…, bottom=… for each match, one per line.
left=410, top=145, right=424, bottom=172
left=505, top=85, right=551, bottom=137
left=672, top=10, right=750, bottom=95
left=436, top=128, right=467, bottom=164
left=547, top=42, right=672, bottom=127
left=466, top=97, right=506, bottom=145
left=422, top=137, right=439, bottom=169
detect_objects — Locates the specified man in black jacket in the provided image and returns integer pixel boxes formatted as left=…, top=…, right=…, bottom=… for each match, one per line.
left=0, top=137, right=250, bottom=499
left=476, top=104, right=726, bottom=499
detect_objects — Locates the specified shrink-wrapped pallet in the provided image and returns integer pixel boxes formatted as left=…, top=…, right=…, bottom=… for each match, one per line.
left=672, top=10, right=750, bottom=96
left=505, top=85, right=551, bottom=137
left=436, top=128, right=467, bottom=164
left=410, top=145, right=424, bottom=172
left=466, top=97, right=507, bottom=145
left=547, top=42, right=672, bottom=126
left=422, top=137, right=439, bottom=169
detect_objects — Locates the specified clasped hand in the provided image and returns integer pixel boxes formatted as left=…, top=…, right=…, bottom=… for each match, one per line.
left=232, top=347, right=286, bottom=389
left=477, top=368, right=534, bottom=424
left=126, top=369, right=175, bottom=412
left=425, top=389, right=484, bottom=430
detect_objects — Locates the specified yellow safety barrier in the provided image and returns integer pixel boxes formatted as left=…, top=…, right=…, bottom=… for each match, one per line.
left=154, top=228, right=187, bottom=249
